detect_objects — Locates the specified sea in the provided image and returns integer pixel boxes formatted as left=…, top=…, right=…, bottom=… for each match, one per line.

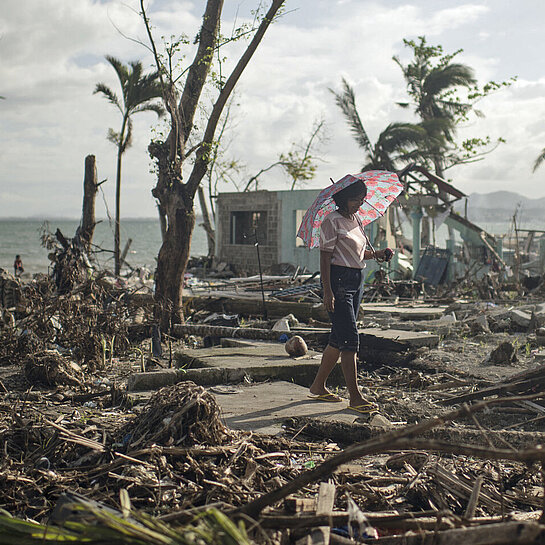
left=0, top=218, right=209, bottom=276
left=0, top=216, right=539, bottom=277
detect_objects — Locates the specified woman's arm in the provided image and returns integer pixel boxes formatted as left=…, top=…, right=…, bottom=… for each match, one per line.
left=363, top=248, right=392, bottom=261
left=320, top=250, right=334, bottom=312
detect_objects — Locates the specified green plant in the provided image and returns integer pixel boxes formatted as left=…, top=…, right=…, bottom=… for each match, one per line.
left=101, top=335, right=115, bottom=366
left=0, top=503, right=251, bottom=545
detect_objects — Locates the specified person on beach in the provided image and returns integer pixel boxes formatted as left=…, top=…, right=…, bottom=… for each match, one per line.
left=13, top=255, right=24, bottom=277
left=308, top=180, right=393, bottom=414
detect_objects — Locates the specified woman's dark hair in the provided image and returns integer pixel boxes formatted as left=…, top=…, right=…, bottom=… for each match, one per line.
left=332, top=179, right=367, bottom=211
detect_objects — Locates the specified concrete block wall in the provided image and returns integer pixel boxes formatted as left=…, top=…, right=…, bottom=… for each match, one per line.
left=216, top=191, right=280, bottom=275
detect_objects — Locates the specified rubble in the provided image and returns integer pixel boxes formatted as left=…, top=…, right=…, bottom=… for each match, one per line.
left=5, top=263, right=545, bottom=544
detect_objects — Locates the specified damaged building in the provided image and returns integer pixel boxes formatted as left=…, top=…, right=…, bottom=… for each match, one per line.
left=214, top=165, right=542, bottom=287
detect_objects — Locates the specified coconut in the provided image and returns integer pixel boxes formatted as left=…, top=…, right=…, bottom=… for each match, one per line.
left=285, top=335, right=308, bottom=357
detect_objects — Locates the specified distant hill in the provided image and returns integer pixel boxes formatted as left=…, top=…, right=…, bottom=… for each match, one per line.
left=453, top=191, right=545, bottom=223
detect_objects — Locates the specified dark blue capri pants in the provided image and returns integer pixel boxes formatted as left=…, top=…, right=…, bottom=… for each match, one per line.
left=327, top=264, right=365, bottom=353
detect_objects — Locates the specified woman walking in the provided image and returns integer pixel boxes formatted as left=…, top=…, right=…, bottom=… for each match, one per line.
left=308, top=179, right=393, bottom=413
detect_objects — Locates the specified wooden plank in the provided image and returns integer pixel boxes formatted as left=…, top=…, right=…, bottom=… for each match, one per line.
left=464, top=476, right=483, bottom=520
left=186, top=292, right=330, bottom=321
left=284, top=497, right=316, bottom=514
left=428, top=465, right=507, bottom=511
left=308, top=482, right=336, bottom=545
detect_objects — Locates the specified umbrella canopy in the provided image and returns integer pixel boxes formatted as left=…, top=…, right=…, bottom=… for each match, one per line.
left=297, top=170, right=403, bottom=249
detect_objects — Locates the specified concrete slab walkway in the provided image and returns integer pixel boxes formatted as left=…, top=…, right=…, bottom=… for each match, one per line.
left=175, top=343, right=322, bottom=370
left=126, top=331, right=439, bottom=437
left=128, top=327, right=438, bottom=392
left=128, top=343, right=336, bottom=391
left=207, top=381, right=367, bottom=435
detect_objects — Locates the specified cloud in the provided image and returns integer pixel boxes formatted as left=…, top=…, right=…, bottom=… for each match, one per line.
left=0, top=0, right=544, bottom=219
left=427, top=4, right=489, bottom=34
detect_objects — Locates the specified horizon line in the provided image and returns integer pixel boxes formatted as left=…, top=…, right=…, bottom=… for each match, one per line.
left=0, top=215, right=205, bottom=221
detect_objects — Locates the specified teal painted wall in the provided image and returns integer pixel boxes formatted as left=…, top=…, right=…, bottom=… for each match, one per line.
left=277, top=189, right=321, bottom=273
left=276, top=189, right=383, bottom=277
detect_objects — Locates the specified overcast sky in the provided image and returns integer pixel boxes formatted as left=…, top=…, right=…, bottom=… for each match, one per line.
left=1, top=0, right=544, bottom=218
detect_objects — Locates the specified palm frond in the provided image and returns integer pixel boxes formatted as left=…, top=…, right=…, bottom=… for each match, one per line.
left=533, top=148, right=545, bottom=172
left=423, top=63, right=476, bottom=96
left=107, top=127, right=120, bottom=146
left=330, top=78, right=372, bottom=153
left=131, top=102, right=166, bottom=118
left=105, top=55, right=130, bottom=89
left=377, top=122, right=427, bottom=152
left=0, top=503, right=252, bottom=545
left=94, top=83, right=122, bottom=111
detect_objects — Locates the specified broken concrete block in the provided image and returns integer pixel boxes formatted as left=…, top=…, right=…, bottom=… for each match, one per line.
left=470, top=314, right=490, bottom=334
left=530, top=305, right=545, bottom=328
left=272, top=317, right=290, bottom=332
left=485, top=341, right=517, bottom=366
left=510, top=309, right=532, bottom=329
left=536, top=327, right=545, bottom=345
left=369, top=413, right=393, bottom=428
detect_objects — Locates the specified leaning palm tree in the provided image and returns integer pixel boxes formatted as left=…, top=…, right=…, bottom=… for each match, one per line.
left=393, top=37, right=477, bottom=176
left=331, top=78, right=431, bottom=172
left=94, top=56, right=165, bottom=275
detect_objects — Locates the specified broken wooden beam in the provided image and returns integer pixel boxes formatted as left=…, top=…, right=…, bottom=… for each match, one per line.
left=309, top=482, right=336, bottom=544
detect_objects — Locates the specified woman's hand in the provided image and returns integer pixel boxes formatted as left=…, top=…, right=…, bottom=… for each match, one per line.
left=323, top=289, right=335, bottom=312
left=378, top=248, right=394, bottom=262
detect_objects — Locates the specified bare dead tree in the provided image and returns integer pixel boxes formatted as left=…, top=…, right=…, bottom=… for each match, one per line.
left=141, top=0, right=285, bottom=328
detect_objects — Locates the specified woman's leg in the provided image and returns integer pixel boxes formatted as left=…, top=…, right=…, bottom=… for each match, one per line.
left=309, top=344, right=340, bottom=396
left=340, top=350, right=369, bottom=407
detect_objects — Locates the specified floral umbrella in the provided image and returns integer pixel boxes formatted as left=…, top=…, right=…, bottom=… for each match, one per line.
left=297, top=170, right=403, bottom=249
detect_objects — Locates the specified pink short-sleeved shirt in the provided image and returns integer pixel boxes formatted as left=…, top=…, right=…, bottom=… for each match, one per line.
left=319, top=211, right=367, bottom=269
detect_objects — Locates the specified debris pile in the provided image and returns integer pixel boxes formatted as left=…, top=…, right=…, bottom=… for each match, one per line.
left=5, top=254, right=545, bottom=543
left=0, top=271, right=144, bottom=376
left=122, top=381, right=232, bottom=447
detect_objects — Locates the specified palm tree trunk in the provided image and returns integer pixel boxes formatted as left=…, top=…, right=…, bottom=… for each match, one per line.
left=114, top=117, right=128, bottom=276
left=114, top=147, right=122, bottom=275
